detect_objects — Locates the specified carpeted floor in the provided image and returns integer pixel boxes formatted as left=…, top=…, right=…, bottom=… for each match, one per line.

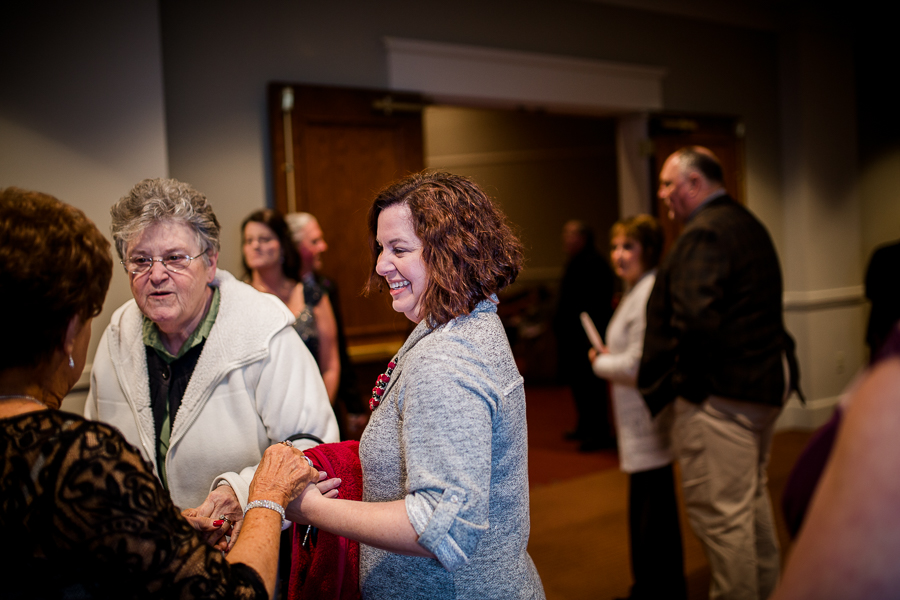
left=526, top=385, right=620, bottom=487
left=525, top=384, right=813, bottom=600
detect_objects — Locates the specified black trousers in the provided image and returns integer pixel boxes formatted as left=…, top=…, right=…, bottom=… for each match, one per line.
left=628, top=463, right=687, bottom=600
left=569, top=366, right=613, bottom=444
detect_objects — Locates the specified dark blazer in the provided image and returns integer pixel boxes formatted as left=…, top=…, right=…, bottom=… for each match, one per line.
left=638, top=195, right=800, bottom=416
left=553, top=244, right=615, bottom=380
left=865, top=240, right=900, bottom=358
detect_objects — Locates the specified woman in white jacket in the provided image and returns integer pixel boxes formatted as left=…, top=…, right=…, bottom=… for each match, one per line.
left=86, top=178, right=338, bottom=548
left=589, top=215, right=686, bottom=600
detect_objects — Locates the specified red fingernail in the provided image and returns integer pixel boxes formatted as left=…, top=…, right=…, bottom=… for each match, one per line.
left=213, top=519, right=225, bottom=527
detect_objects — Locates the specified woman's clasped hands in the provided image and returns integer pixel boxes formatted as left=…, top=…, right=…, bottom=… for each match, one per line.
left=185, top=442, right=342, bottom=551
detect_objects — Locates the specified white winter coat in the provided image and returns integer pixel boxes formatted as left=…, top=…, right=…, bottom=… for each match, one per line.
left=591, top=270, right=674, bottom=473
left=85, top=270, right=339, bottom=509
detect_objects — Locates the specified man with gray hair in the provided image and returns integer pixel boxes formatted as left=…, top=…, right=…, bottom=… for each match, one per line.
left=286, top=212, right=367, bottom=438
left=638, top=147, right=800, bottom=600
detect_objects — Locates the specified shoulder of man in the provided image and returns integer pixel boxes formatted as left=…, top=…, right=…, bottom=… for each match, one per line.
left=684, top=196, right=776, bottom=252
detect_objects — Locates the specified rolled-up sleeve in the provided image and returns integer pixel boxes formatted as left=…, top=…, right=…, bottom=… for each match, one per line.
left=407, top=487, right=487, bottom=570
left=398, top=345, right=497, bottom=572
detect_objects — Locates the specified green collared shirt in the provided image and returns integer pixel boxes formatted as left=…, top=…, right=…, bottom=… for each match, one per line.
left=142, top=285, right=220, bottom=487
left=142, top=286, right=221, bottom=362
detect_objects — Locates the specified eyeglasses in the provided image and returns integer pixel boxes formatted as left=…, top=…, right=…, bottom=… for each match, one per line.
left=122, top=251, right=207, bottom=276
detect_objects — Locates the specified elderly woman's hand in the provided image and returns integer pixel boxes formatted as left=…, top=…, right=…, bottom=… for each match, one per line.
left=182, top=513, right=230, bottom=552
left=248, top=442, right=319, bottom=511
left=182, top=485, right=244, bottom=550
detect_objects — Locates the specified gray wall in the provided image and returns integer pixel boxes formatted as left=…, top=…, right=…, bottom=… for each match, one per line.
left=156, top=0, right=782, bottom=270
left=1, top=1, right=168, bottom=407
left=2, top=0, right=879, bottom=423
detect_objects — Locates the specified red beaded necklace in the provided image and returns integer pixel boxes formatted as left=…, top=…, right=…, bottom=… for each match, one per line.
left=370, top=357, right=397, bottom=410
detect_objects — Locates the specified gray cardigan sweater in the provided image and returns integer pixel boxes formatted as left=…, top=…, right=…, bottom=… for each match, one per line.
left=358, top=299, right=545, bottom=599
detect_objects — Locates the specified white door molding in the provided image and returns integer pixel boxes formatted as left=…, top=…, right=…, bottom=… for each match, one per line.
left=384, top=37, right=665, bottom=114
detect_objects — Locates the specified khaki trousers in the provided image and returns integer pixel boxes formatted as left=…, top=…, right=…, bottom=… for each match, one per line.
left=673, top=396, right=782, bottom=600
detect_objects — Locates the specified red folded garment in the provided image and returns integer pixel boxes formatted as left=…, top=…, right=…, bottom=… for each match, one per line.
left=288, top=440, right=362, bottom=600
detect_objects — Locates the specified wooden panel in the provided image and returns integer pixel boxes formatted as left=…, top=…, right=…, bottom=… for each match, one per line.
left=301, top=123, right=411, bottom=340
left=268, top=83, right=425, bottom=347
left=649, top=114, right=746, bottom=255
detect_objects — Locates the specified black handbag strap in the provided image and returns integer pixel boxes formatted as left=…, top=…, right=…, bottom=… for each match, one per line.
left=286, top=432, right=325, bottom=446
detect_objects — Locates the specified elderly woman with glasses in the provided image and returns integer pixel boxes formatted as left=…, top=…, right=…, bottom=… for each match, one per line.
left=86, top=178, right=339, bottom=546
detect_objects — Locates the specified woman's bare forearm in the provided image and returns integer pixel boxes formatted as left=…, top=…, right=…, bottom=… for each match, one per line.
left=288, top=492, right=434, bottom=558
left=225, top=508, right=283, bottom=595
left=313, top=296, right=341, bottom=403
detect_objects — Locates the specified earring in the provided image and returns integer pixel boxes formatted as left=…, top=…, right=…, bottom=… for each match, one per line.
left=69, top=355, right=75, bottom=368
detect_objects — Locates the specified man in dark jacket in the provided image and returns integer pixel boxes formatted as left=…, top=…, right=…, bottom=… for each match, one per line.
left=554, top=220, right=615, bottom=451
left=639, top=147, right=799, bottom=600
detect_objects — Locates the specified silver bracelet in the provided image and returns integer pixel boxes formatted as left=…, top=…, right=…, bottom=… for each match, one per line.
left=244, top=499, right=290, bottom=531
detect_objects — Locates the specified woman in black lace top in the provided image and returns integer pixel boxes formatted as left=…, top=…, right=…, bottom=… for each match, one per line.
left=0, top=187, right=318, bottom=599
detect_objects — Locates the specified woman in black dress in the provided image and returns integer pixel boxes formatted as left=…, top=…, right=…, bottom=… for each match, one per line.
left=0, top=187, right=318, bottom=599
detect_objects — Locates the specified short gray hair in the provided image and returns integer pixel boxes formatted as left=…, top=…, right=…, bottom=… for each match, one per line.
left=672, top=146, right=724, bottom=185
left=110, top=178, right=221, bottom=264
left=284, top=212, right=316, bottom=245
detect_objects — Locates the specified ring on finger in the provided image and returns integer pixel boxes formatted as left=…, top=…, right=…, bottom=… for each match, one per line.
left=279, top=440, right=293, bottom=448
left=213, top=515, right=232, bottom=528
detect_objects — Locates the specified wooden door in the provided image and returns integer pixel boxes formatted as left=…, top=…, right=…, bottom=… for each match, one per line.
left=268, top=83, right=426, bottom=349
left=649, top=114, right=746, bottom=254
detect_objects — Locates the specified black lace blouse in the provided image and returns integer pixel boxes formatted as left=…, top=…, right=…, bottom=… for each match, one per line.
left=0, top=410, right=268, bottom=599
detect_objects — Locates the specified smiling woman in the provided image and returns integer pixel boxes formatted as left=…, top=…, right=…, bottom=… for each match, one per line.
left=373, top=203, right=429, bottom=322
left=590, top=214, right=686, bottom=600
left=287, top=172, right=545, bottom=600
left=85, top=178, right=338, bottom=529
left=240, top=209, right=342, bottom=404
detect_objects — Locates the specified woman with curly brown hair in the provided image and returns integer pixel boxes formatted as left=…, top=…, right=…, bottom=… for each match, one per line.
left=288, top=172, right=545, bottom=599
left=0, top=187, right=319, bottom=599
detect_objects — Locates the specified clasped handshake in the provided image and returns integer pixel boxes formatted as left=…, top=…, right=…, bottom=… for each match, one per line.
left=181, top=442, right=342, bottom=551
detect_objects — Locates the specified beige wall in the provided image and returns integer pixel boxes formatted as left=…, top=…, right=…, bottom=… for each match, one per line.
left=154, top=0, right=782, bottom=274
left=1, top=2, right=168, bottom=412
left=424, top=106, right=620, bottom=282
left=2, top=1, right=881, bottom=424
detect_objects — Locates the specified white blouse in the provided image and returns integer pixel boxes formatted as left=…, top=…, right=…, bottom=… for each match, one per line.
left=591, top=270, right=674, bottom=473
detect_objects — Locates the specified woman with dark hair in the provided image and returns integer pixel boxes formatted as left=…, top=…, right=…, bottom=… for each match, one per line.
left=589, top=214, right=685, bottom=600
left=0, top=187, right=319, bottom=599
left=242, top=209, right=341, bottom=403
left=287, top=172, right=545, bottom=599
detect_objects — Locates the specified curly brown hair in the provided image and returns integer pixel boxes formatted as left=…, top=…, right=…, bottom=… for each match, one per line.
left=0, top=188, right=112, bottom=369
left=365, top=172, right=524, bottom=326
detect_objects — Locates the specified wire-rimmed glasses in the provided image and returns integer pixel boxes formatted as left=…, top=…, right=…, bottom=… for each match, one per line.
left=121, top=251, right=207, bottom=276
